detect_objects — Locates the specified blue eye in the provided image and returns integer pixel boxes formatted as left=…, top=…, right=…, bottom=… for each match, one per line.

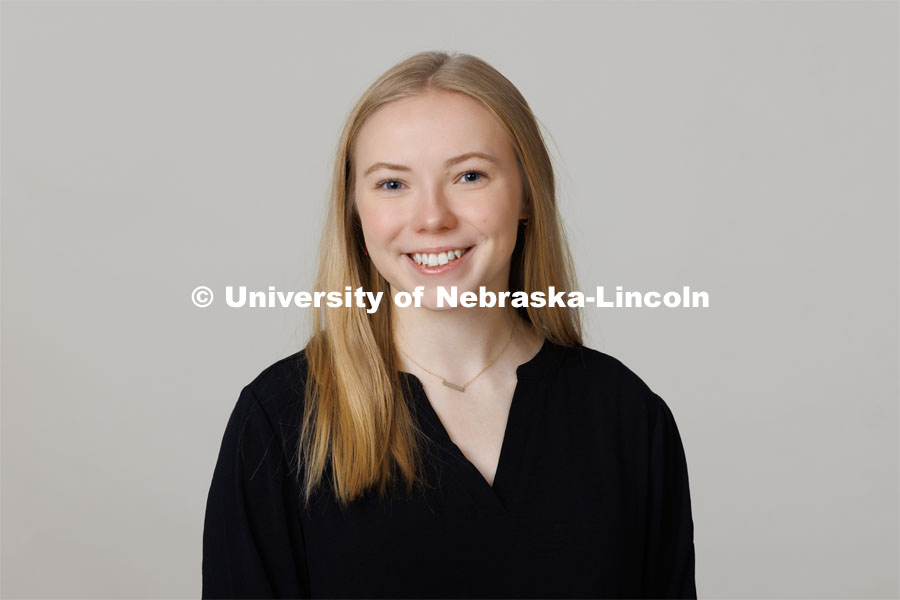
left=375, top=179, right=405, bottom=192
left=374, top=171, right=486, bottom=193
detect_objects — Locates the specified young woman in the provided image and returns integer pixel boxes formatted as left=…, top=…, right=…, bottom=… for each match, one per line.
left=203, top=51, right=697, bottom=599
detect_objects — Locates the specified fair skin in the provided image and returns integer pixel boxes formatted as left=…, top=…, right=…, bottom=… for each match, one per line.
left=353, top=89, right=545, bottom=487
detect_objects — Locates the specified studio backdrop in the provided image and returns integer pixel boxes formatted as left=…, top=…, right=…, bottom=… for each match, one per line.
left=1, top=1, right=897, bottom=598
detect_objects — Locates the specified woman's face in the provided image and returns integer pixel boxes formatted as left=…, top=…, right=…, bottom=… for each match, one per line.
left=353, top=90, right=526, bottom=309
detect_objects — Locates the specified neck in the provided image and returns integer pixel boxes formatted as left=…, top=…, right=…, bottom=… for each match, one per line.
left=392, top=302, right=530, bottom=384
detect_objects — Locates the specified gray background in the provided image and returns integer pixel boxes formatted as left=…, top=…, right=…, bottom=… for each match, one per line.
left=2, top=1, right=897, bottom=598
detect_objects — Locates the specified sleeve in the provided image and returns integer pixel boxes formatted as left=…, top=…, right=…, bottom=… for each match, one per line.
left=202, top=385, right=311, bottom=599
left=643, top=394, right=697, bottom=599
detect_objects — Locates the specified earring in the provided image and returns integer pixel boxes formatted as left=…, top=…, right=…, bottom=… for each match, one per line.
left=363, top=248, right=369, bottom=256
left=519, top=218, right=529, bottom=227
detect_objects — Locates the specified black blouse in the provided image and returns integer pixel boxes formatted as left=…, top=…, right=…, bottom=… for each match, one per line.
left=202, top=340, right=697, bottom=598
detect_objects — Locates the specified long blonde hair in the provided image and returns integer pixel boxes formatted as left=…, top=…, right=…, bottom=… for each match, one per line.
left=299, top=51, right=582, bottom=508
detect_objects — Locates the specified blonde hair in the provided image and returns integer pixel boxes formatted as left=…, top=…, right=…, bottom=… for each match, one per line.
left=299, top=51, right=582, bottom=508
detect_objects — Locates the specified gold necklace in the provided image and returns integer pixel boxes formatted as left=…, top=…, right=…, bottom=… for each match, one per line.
left=399, top=319, right=518, bottom=392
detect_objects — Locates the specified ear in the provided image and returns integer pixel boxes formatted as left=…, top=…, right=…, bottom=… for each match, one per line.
left=518, top=191, right=531, bottom=220
left=518, top=203, right=530, bottom=226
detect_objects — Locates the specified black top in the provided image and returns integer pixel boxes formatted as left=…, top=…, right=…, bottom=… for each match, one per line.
left=202, top=340, right=697, bottom=599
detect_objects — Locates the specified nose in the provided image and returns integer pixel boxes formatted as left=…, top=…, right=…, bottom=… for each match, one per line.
left=410, top=183, right=458, bottom=233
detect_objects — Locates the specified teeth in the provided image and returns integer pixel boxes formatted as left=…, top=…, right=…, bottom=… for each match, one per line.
left=411, top=248, right=469, bottom=266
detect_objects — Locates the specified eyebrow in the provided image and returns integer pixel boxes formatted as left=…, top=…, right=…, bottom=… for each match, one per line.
left=363, top=152, right=498, bottom=177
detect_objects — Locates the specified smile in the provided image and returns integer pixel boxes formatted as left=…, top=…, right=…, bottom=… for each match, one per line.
left=409, top=247, right=471, bottom=267
left=406, top=247, right=473, bottom=274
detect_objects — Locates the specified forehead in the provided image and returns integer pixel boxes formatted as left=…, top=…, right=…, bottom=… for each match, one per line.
left=354, top=91, right=513, bottom=168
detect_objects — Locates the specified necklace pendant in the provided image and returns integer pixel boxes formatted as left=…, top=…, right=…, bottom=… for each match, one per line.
left=442, top=379, right=465, bottom=392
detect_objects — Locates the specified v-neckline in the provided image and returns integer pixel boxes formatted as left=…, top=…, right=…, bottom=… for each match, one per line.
left=401, top=338, right=560, bottom=514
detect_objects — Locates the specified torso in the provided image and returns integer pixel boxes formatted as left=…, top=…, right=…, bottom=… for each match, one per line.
left=218, top=335, right=697, bottom=598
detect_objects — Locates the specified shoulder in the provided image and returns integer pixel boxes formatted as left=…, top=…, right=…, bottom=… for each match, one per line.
left=226, top=350, right=309, bottom=465
left=242, top=349, right=309, bottom=416
left=555, top=343, right=655, bottom=395
left=552, top=342, right=673, bottom=429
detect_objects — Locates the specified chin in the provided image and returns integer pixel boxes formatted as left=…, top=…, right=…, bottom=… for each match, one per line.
left=418, top=300, right=457, bottom=312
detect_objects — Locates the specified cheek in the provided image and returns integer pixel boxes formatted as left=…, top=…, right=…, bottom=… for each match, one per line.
left=357, top=207, right=406, bottom=251
left=473, top=203, right=519, bottom=231
left=473, top=186, right=522, bottom=225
